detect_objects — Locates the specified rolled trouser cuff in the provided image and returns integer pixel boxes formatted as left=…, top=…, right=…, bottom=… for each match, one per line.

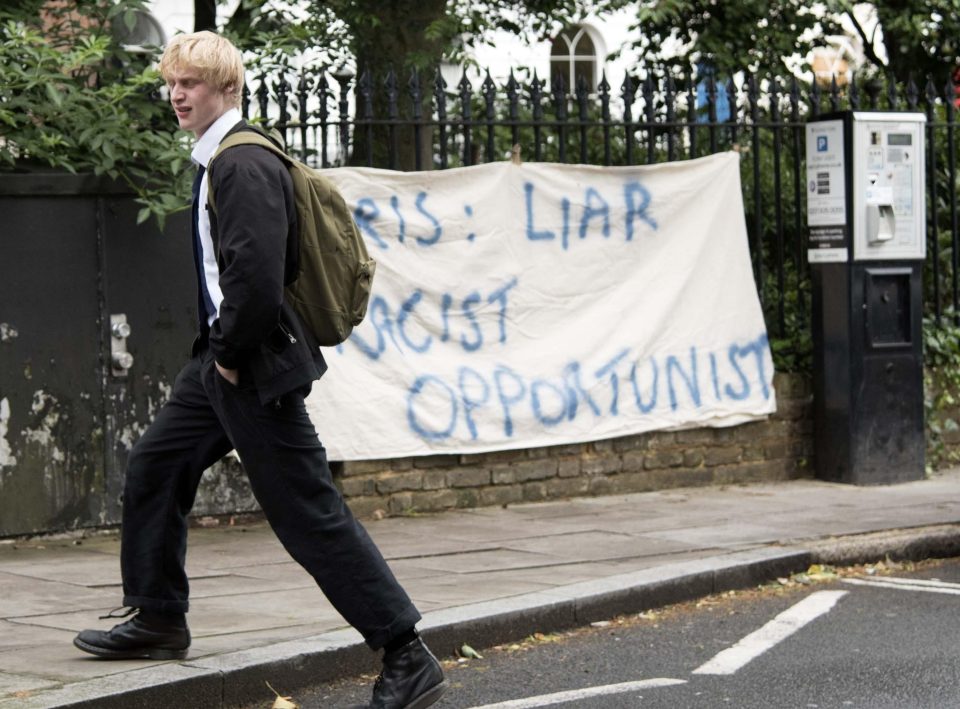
left=122, top=595, right=189, bottom=615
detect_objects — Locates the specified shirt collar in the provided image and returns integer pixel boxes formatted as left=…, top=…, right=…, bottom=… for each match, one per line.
left=191, top=108, right=243, bottom=169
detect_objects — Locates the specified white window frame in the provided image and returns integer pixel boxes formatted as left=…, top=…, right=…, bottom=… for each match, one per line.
left=550, top=24, right=605, bottom=93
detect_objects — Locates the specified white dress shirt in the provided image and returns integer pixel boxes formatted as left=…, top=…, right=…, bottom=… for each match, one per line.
left=190, top=108, right=242, bottom=327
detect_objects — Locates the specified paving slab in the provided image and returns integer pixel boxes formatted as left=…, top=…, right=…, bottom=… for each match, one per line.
left=1, top=469, right=959, bottom=707
left=0, top=574, right=117, bottom=618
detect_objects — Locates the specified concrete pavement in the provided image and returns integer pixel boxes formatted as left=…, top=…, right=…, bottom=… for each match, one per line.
left=2, top=468, right=960, bottom=708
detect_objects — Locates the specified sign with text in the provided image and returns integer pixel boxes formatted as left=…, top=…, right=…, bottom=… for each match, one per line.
left=308, top=152, right=776, bottom=460
left=805, top=119, right=849, bottom=263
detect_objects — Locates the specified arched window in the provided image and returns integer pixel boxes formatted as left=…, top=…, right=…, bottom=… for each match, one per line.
left=550, top=25, right=599, bottom=92
left=112, top=9, right=166, bottom=54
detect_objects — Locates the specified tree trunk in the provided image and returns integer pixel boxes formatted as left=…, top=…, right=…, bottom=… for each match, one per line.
left=194, top=0, right=216, bottom=32
left=346, top=0, right=448, bottom=170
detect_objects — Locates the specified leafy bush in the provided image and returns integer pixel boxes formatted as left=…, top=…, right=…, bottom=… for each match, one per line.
left=923, top=311, right=960, bottom=469
left=0, top=1, right=191, bottom=227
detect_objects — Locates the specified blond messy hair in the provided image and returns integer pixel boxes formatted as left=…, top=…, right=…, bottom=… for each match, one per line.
left=159, top=31, right=245, bottom=108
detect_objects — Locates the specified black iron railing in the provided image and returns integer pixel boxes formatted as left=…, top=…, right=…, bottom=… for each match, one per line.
left=240, top=66, right=960, bottom=344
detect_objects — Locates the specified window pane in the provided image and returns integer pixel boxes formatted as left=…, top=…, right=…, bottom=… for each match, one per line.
left=551, top=34, right=573, bottom=58
left=550, top=60, right=569, bottom=88
left=551, top=26, right=600, bottom=92
left=573, top=60, right=595, bottom=90
left=574, top=32, right=595, bottom=57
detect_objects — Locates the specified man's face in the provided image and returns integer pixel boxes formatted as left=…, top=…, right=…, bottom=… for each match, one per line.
left=167, top=71, right=232, bottom=138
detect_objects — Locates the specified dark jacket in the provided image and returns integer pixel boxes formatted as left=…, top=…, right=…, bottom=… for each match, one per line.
left=204, top=122, right=326, bottom=405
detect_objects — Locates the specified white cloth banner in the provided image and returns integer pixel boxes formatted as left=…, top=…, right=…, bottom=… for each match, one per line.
left=308, top=152, right=776, bottom=460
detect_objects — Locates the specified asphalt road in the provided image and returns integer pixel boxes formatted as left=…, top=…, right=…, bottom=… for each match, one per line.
left=246, top=557, right=960, bottom=709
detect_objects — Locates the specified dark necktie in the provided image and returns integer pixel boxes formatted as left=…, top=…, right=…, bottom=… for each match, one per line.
left=191, top=165, right=216, bottom=331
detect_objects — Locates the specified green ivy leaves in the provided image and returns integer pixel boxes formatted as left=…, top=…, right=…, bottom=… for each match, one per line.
left=0, top=3, right=192, bottom=229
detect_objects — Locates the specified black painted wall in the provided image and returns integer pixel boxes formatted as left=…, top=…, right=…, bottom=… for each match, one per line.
left=0, top=173, right=256, bottom=536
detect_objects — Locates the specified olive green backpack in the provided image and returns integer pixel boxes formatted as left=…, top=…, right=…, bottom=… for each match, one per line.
left=207, top=130, right=376, bottom=347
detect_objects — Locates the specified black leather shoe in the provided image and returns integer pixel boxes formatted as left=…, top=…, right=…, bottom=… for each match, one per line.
left=365, top=636, right=447, bottom=709
left=73, top=609, right=190, bottom=660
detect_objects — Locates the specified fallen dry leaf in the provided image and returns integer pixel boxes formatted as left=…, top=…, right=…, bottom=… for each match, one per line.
left=459, top=643, right=483, bottom=659
left=266, top=681, right=298, bottom=709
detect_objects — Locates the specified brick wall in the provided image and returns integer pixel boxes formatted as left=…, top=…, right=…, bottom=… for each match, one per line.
left=938, top=418, right=960, bottom=465
left=928, top=373, right=960, bottom=468
left=333, top=373, right=814, bottom=519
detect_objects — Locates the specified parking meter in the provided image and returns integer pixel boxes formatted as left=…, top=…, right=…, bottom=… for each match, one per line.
left=806, top=111, right=926, bottom=484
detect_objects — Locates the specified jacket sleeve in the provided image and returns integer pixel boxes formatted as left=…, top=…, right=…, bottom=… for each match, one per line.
left=207, top=146, right=293, bottom=369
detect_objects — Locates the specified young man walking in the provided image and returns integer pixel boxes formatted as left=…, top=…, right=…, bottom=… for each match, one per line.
left=73, top=31, right=446, bottom=709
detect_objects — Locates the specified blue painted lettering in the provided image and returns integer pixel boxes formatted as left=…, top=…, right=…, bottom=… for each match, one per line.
left=439, top=293, right=453, bottom=343
left=407, top=375, right=458, bottom=440
left=629, top=358, right=659, bottom=414
left=494, top=365, right=526, bottom=437
left=390, top=195, right=406, bottom=244
left=745, top=334, right=772, bottom=399
left=458, top=366, right=490, bottom=440
left=347, top=296, right=390, bottom=360
left=525, top=181, right=555, bottom=242
left=460, top=291, right=483, bottom=352
left=354, top=198, right=388, bottom=249
left=414, top=192, right=442, bottom=246
left=709, top=352, right=721, bottom=401
left=396, top=290, right=431, bottom=353
left=531, top=379, right=567, bottom=426
left=666, top=347, right=701, bottom=411
left=724, top=343, right=751, bottom=400
left=579, top=187, right=611, bottom=239
left=724, top=334, right=771, bottom=400
left=401, top=334, right=773, bottom=443
left=562, top=362, right=602, bottom=419
left=595, top=348, right=630, bottom=415
left=346, top=278, right=519, bottom=358
left=487, top=277, right=519, bottom=345
left=624, top=181, right=657, bottom=239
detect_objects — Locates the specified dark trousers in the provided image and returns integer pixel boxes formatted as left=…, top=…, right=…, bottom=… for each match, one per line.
left=119, top=348, right=420, bottom=650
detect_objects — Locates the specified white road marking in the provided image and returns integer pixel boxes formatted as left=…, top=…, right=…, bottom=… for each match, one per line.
left=842, top=577, right=960, bottom=595
left=856, top=575, right=960, bottom=589
left=692, top=590, right=848, bottom=675
left=464, top=678, right=687, bottom=708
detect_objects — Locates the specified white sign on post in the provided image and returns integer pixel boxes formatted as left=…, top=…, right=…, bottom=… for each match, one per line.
left=308, top=152, right=776, bottom=461
left=805, top=119, right=849, bottom=263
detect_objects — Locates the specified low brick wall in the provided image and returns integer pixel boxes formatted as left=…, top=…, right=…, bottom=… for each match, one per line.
left=333, top=373, right=814, bottom=518
left=938, top=420, right=960, bottom=464
left=928, top=373, right=960, bottom=468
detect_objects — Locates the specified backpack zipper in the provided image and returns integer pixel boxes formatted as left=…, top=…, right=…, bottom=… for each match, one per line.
left=279, top=322, right=297, bottom=344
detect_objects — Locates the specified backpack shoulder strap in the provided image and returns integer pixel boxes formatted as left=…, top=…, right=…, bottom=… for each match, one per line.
left=215, top=130, right=288, bottom=159
left=206, top=130, right=291, bottom=214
